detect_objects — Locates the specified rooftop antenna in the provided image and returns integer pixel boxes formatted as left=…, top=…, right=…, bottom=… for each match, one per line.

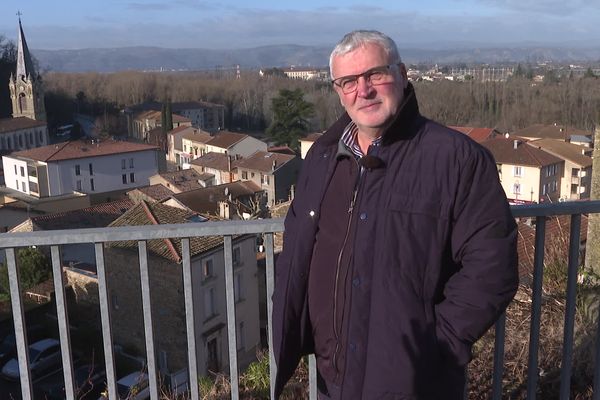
left=16, top=11, right=23, bottom=21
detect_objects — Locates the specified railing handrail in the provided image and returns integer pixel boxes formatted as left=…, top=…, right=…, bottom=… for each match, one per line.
left=2, top=201, right=600, bottom=248
left=0, top=218, right=286, bottom=247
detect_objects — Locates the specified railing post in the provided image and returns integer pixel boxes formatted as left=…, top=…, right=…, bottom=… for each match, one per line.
left=95, top=243, right=118, bottom=400
left=264, top=233, right=277, bottom=400
left=559, top=214, right=582, bottom=400
left=527, top=216, right=546, bottom=400
left=51, top=246, right=76, bottom=400
left=223, top=235, right=239, bottom=400
left=138, top=240, right=159, bottom=399
left=492, top=312, right=507, bottom=400
left=181, top=238, right=199, bottom=400
left=6, top=248, right=33, bottom=400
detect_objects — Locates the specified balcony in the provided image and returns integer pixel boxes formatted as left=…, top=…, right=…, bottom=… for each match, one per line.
left=0, top=201, right=600, bottom=399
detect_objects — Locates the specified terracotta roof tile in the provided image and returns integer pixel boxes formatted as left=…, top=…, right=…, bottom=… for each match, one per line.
left=127, top=184, right=174, bottom=202
left=180, top=128, right=213, bottom=143
left=11, top=199, right=134, bottom=232
left=526, top=139, right=592, bottom=167
left=108, top=201, right=222, bottom=262
left=449, top=126, right=498, bottom=143
left=235, top=151, right=296, bottom=173
left=0, top=117, right=46, bottom=134
left=301, top=132, right=323, bottom=142
left=190, top=152, right=236, bottom=171
left=11, top=139, right=158, bottom=162
left=512, top=124, right=591, bottom=141
left=155, top=169, right=207, bottom=192
left=205, top=131, right=248, bottom=149
left=482, top=137, right=562, bottom=167
left=172, top=181, right=263, bottom=215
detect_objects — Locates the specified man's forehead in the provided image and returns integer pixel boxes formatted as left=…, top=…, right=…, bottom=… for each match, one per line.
left=332, top=43, right=390, bottom=72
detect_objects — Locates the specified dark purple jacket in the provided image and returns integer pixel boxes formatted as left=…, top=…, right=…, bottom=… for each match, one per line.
left=272, top=85, right=519, bottom=399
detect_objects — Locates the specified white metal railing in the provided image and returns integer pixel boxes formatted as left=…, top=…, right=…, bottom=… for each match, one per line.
left=1, top=202, right=600, bottom=399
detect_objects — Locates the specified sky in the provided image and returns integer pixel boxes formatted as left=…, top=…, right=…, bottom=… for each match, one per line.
left=0, top=0, right=599, bottom=50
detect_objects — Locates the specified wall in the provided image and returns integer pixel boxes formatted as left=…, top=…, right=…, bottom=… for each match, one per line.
left=49, top=150, right=159, bottom=196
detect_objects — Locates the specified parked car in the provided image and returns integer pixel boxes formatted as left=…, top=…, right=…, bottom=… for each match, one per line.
left=40, top=363, right=106, bottom=400
left=0, top=325, right=46, bottom=367
left=0, top=338, right=62, bottom=381
left=98, top=371, right=150, bottom=400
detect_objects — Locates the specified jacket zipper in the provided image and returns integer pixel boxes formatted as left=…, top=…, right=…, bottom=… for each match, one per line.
left=332, top=163, right=362, bottom=375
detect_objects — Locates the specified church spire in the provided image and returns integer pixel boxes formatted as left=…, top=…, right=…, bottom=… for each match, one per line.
left=9, top=14, right=46, bottom=121
left=15, top=13, right=37, bottom=82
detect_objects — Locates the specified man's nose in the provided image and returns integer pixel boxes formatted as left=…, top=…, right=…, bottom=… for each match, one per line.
left=356, top=76, right=374, bottom=97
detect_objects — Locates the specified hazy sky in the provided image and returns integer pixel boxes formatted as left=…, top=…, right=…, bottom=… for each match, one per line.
left=0, top=0, right=598, bottom=49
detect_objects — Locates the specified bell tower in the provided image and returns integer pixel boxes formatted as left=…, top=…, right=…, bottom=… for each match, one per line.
left=8, top=14, right=46, bottom=121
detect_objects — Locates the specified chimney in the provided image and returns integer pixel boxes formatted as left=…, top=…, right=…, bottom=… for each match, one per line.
left=513, top=140, right=519, bottom=149
left=272, top=160, right=277, bottom=171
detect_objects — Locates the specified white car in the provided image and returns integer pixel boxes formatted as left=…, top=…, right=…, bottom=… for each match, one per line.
left=0, top=338, right=62, bottom=381
left=99, top=371, right=150, bottom=400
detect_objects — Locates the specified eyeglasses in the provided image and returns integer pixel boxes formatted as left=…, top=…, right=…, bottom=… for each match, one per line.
left=332, top=64, right=399, bottom=94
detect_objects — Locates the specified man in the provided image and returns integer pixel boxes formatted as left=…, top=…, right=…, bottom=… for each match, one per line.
left=272, top=30, right=518, bottom=399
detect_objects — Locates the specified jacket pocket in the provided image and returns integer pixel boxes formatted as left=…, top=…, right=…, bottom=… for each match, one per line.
left=388, top=193, right=448, bottom=220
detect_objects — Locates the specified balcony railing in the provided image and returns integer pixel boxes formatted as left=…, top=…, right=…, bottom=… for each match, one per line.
left=0, top=201, right=600, bottom=399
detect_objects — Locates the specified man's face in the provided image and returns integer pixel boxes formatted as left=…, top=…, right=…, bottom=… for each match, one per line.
left=331, top=43, right=407, bottom=136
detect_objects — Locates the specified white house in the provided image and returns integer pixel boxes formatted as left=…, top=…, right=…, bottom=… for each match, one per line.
left=2, top=138, right=161, bottom=197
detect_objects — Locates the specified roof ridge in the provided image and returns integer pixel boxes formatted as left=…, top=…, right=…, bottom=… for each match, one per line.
left=140, top=201, right=181, bottom=263
left=43, top=141, right=71, bottom=162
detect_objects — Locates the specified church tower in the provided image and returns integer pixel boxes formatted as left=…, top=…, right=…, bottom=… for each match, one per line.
left=8, top=17, right=46, bottom=121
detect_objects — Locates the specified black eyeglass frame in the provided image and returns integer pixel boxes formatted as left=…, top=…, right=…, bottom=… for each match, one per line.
left=331, top=63, right=400, bottom=94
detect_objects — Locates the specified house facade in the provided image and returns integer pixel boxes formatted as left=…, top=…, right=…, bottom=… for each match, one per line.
left=235, top=151, right=300, bottom=206
left=482, top=137, right=564, bottom=204
left=526, top=138, right=593, bottom=200
left=104, top=202, right=261, bottom=375
left=2, top=139, right=160, bottom=197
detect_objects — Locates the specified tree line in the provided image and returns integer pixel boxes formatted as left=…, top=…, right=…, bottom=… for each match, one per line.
left=42, top=70, right=600, bottom=136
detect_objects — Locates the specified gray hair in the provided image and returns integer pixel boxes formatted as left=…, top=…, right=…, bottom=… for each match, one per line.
left=329, top=30, right=401, bottom=79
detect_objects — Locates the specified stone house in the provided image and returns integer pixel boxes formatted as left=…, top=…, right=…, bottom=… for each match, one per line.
left=104, top=201, right=261, bottom=376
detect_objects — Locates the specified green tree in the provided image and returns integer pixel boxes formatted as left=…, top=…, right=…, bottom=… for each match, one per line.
left=267, top=88, right=314, bottom=150
left=0, top=248, right=52, bottom=299
left=584, top=67, right=597, bottom=79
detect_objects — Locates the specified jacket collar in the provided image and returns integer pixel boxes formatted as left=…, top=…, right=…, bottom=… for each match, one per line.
left=320, top=82, right=421, bottom=149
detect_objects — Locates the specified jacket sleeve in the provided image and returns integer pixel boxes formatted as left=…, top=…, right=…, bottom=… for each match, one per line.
left=435, top=145, right=519, bottom=366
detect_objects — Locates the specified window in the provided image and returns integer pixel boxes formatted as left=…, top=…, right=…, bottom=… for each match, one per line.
left=21, top=181, right=26, bottom=191
left=20, top=166, right=25, bottom=177
left=89, top=163, right=93, bottom=175
left=75, top=165, right=81, bottom=176
left=571, top=184, right=578, bottom=194
left=204, top=287, right=217, bottom=319
left=233, top=246, right=241, bottom=266
left=241, top=171, right=248, bottom=180
left=251, top=172, right=255, bottom=178
left=513, top=166, right=523, bottom=177
left=76, top=180, right=82, bottom=191
left=15, top=180, right=18, bottom=190
left=542, top=183, right=547, bottom=195
left=122, top=174, right=127, bottom=184
left=121, top=159, right=126, bottom=169
left=203, top=259, right=214, bottom=278
left=513, top=183, right=521, bottom=195
left=14, top=165, right=17, bottom=175
left=129, top=158, right=134, bottom=168
left=90, top=179, right=95, bottom=191
left=551, top=180, right=557, bottom=192
left=234, top=273, right=243, bottom=303
left=130, top=172, right=135, bottom=183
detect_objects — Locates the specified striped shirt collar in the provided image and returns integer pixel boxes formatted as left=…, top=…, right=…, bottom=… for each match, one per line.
left=340, top=121, right=382, bottom=158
